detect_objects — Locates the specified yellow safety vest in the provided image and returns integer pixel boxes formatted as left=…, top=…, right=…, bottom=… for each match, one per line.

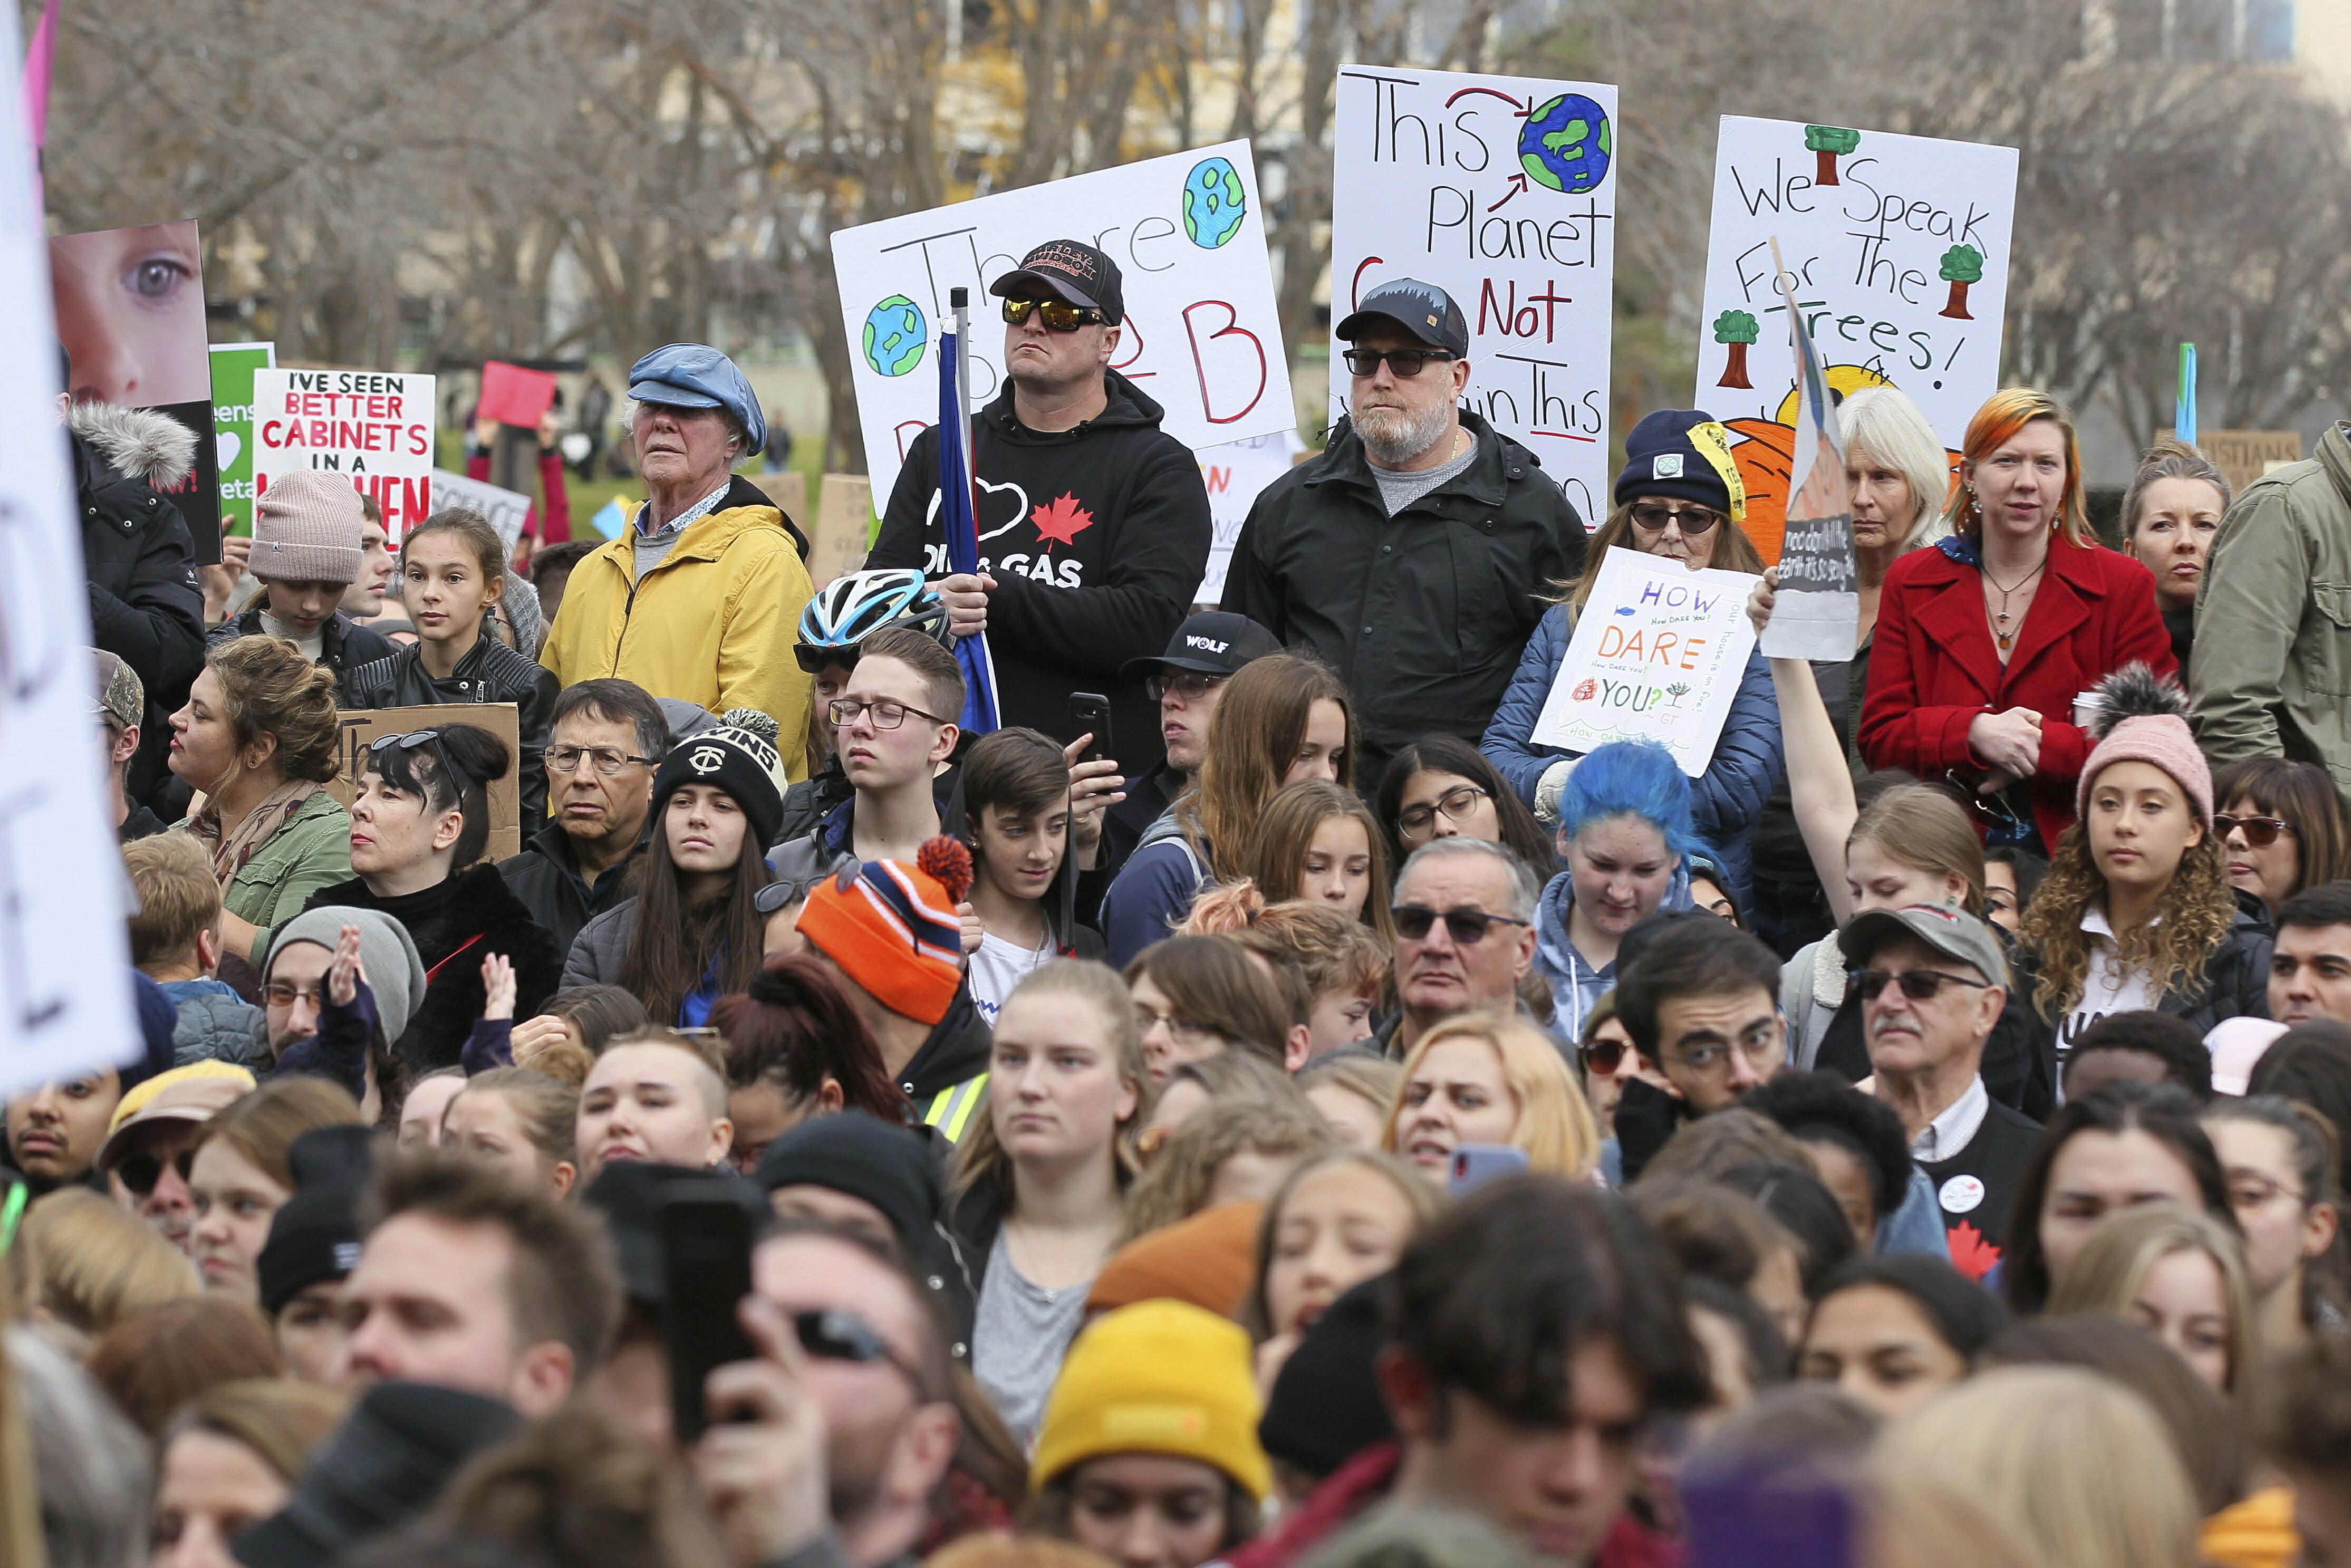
left=921, top=1073, right=989, bottom=1143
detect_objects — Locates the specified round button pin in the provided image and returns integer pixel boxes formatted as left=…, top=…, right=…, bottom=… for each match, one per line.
left=1939, top=1173, right=1986, bottom=1215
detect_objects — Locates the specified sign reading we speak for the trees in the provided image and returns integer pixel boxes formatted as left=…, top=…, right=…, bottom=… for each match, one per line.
left=1696, top=117, right=2017, bottom=473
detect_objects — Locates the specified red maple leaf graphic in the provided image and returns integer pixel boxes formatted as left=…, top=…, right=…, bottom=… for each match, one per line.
left=1031, top=492, right=1096, bottom=552
left=1945, top=1220, right=2002, bottom=1283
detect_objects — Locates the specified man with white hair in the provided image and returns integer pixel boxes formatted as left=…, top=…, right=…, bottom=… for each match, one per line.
left=1374, top=836, right=1541, bottom=1057
left=539, top=344, right=816, bottom=770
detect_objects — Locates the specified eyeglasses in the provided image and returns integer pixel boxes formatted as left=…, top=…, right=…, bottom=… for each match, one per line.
left=1397, top=785, right=1491, bottom=841
left=115, top=1147, right=196, bottom=1197
left=1146, top=671, right=1226, bottom=705
left=1850, top=968, right=1996, bottom=1004
left=2216, top=814, right=2295, bottom=849
left=828, top=697, right=951, bottom=731
left=1135, top=1007, right=1223, bottom=1048
left=1342, top=347, right=1454, bottom=379
left=1665, top=1029, right=1784, bottom=1082
left=2228, top=1172, right=2307, bottom=1211
left=1630, top=503, right=1724, bottom=536
left=1580, top=1036, right=1627, bottom=1076
left=263, top=980, right=324, bottom=1009
left=1002, top=297, right=1106, bottom=332
left=1391, top=905, right=1530, bottom=945
left=546, top=744, right=654, bottom=776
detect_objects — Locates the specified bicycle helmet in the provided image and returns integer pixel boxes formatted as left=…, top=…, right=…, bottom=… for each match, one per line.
left=795, top=567, right=950, bottom=674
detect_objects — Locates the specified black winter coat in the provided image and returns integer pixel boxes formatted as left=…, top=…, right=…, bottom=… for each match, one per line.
left=500, top=821, right=646, bottom=963
left=1220, top=412, right=1588, bottom=782
left=71, top=402, right=206, bottom=805
left=304, top=862, right=563, bottom=1076
left=340, top=631, right=561, bottom=824
left=211, top=606, right=396, bottom=689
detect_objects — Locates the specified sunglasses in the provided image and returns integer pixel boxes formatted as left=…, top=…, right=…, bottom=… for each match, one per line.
left=754, top=876, right=822, bottom=916
left=1850, top=968, right=1996, bottom=1004
left=1342, top=347, right=1454, bottom=379
left=1580, top=1036, right=1627, bottom=1076
left=1391, top=905, right=1530, bottom=945
left=1630, top=503, right=1724, bottom=535
left=1002, top=297, right=1106, bottom=332
left=794, top=642, right=860, bottom=676
left=1146, top=671, right=1226, bottom=704
left=116, top=1146, right=197, bottom=1197
left=1945, top=772, right=2029, bottom=832
left=369, top=727, right=457, bottom=782
left=795, top=1307, right=919, bottom=1384
left=2216, top=813, right=2295, bottom=848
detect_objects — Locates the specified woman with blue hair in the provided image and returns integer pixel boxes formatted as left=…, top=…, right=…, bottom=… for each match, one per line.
left=1533, top=740, right=1703, bottom=1038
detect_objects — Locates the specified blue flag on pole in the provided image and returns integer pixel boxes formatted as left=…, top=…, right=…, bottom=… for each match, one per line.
left=937, top=327, right=1001, bottom=734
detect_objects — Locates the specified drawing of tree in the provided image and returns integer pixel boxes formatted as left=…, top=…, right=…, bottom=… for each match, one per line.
left=1713, top=310, right=1759, bottom=389
left=1805, top=125, right=1862, bottom=185
left=1939, top=245, right=1985, bottom=319
left=1665, top=681, right=1692, bottom=706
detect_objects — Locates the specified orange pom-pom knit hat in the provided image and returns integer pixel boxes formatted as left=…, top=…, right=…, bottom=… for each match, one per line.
left=796, top=836, right=974, bottom=1026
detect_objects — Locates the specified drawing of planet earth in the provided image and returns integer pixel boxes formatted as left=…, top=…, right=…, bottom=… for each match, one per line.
left=1518, top=93, right=1611, bottom=195
left=862, top=295, right=927, bottom=377
left=1182, top=156, right=1248, bottom=247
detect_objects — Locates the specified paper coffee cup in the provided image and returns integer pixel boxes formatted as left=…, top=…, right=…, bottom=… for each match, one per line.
left=2072, top=691, right=2105, bottom=729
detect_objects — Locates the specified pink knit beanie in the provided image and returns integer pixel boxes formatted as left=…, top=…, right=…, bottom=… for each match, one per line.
left=251, top=472, right=364, bottom=585
left=2074, top=665, right=2213, bottom=829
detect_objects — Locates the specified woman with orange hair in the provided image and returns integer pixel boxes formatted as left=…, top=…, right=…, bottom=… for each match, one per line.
left=1857, top=389, right=2173, bottom=855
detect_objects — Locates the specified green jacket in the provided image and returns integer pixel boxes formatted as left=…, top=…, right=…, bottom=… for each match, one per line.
left=177, top=791, right=355, bottom=966
left=2191, top=422, right=2351, bottom=795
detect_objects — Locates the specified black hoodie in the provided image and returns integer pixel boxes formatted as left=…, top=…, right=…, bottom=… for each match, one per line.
left=869, top=369, right=1210, bottom=775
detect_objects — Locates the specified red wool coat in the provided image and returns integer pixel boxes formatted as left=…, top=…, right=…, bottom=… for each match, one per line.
left=1857, top=536, right=2176, bottom=851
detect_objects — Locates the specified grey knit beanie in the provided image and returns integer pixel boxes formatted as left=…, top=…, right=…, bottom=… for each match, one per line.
left=266, top=907, right=428, bottom=1043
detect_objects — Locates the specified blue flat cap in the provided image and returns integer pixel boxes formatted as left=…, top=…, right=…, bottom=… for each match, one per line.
left=627, top=342, right=766, bottom=452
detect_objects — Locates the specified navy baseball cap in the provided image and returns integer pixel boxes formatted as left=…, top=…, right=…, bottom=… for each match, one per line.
left=990, top=240, right=1125, bottom=325
left=626, top=343, right=767, bottom=452
left=1336, top=278, right=1469, bottom=359
left=1119, top=610, right=1282, bottom=681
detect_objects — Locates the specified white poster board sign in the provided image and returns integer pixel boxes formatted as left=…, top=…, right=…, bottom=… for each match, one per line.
left=1528, top=547, right=1759, bottom=777
left=0, top=0, right=136, bottom=1099
left=1694, top=117, right=2016, bottom=555
left=830, top=140, right=1293, bottom=507
left=1193, top=430, right=1304, bottom=604
left=430, top=469, right=534, bottom=554
left=252, top=368, right=439, bottom=541
left=1329, top=66, right=1617, bottom=523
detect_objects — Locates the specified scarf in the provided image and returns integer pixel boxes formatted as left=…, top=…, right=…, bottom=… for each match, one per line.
left=187, top=777, right=322, bottom=888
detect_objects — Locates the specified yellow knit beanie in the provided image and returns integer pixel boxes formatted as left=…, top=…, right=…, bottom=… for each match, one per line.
left=1029, top=1298, right=1272, bottom=1502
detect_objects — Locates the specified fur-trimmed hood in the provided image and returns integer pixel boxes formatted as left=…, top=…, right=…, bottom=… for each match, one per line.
left=66, top=400, right=196, bottom=488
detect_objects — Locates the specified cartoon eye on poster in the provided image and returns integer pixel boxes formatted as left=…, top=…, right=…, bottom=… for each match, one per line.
left=1694, top=118, right=2018, bottom=564
left=50, top=218, right=225, bottom=562
left=1328, top=66, right=1620, bottom=524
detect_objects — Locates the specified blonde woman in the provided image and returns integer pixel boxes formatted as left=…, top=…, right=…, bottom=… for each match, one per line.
left=2047, top=1204, right=2259, bottom=1394
left=1382, top=1013, right=1600, bottom=1188
left=1874, top=1365, right=2201, bottom=1568
left=9, top=1187, right=197, bottom=1341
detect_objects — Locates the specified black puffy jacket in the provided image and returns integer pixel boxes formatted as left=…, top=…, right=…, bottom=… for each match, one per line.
left=71, top=402, right=206, bottom=804
left=340, top=631, right=560, bottom=825
left=209, top=606, right=397, bottom=689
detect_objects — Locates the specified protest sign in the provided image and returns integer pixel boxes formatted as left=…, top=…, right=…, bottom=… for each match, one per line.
left=252, top=367, right=439, bottom=540
left=0, top=8, right=136, bottom=1101
left=828, top=140, right=1293, bottom=506
left=478, top=360, right=559, bottom=428
left=1695, top=118, right=2017, bottom=559
left=430, top=469, right=533, bottom=554
left=210, top=341, right=274, bottom=536
left=2164, top=429, right=2302, bottom=497
left=1192, top=429, right=1305, bottom=604
left=1527, top=546, right=1759, bottom=777
left=329, top=703, right=523, bottom=862
left=808, top=474, right=874, bottom=592
left=1329, top=67, right=1618, bottom=522
left=1759, top=238, right=1858, bottom=661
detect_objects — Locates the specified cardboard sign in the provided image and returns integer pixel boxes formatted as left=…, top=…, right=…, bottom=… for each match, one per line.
left=828, top=139, right=1293, bottom=505
left=0, top=16, right=137, bottom=1098
left=1695, top=118, right=2017, bottom=555
left=1193, top=429, right=1305, bottom=603
left=211, top=342, right=275, bottom=535
left=808, top=473, right=873, bottom=591
left=329, top=703, right=524, bottom=863
left=1758, top=243, right=1858, bottom=661
left=252, top=367, right=439, bottom=541
left=429, top=469, right=534, bottom=554
left=478, top=360, right=558, bottom=428
left=1329, top=66, right=1619, bottom=522
left=2165, top=429, right=2303, bottom=497
left=1528, top=546, right=1760, bottom=776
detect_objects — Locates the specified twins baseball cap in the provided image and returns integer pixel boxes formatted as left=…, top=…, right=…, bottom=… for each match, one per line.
left=991, top=240, right=1126, bottom=325
left=1335, top=277, right=1470, bottom=359
left=1119, top=610, right=1282, bottom=682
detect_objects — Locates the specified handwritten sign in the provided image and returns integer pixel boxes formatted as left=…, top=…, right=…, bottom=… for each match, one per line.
left=2161, top=429, right=2302, bottom=497
left=252, top=367, right=439, bottom=541
left=329, top=703, right=523, bottom=862
left=1528, top=547, right=1759, bottom=776
left=808, top=473, right=873, bottom=592
left=429, top=469, right=533, bottom=554
left=1696, top=118, right=2017, bottom=553
left=828, top=140, right=1293, bottom=506
left=1192, top=430, right=1304, bottom=604
left=1759, top=241, right=1858, bottom=660
left=210, top=342, right=274, bottom=534
left=1329, top=66, right=1618, bottom=522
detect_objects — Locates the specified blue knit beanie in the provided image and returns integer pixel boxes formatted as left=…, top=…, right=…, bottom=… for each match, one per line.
left=1616, top=409, right=1733, bottom=513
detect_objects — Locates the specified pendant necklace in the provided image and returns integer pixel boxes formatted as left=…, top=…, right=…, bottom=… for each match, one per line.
left=1983, top=558, right=2046, bottom=652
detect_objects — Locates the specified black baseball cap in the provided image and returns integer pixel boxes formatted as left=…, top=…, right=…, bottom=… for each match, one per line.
left=990, top=239, right=1125, bottom=325
left=1120, top=610, right=1282, bottom=682
left=1336, top=277, right=1469, bottom=358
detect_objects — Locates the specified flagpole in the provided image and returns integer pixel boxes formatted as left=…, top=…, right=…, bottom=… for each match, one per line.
left=950, top=287, right=976, bottom=521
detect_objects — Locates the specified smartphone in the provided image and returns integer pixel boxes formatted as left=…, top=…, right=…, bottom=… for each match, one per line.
left=1447, top=1142, right=1530, bottom=1198
left=1683, top=1470, right=1856, bottom=1568
left=662, top=1196, right=756, bottom=1444
left=1068, top=692, right=1113, bottom=767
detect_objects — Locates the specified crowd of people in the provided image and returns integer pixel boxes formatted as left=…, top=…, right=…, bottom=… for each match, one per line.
left=28, top=241, right=2351, bottom=1568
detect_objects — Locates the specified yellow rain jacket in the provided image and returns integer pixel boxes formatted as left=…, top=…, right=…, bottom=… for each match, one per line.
left=541, top=476, right=815, bottom=780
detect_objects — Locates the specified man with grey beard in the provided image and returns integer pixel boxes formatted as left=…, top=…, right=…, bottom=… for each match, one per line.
left=1221, top=278, right=1586, bottom=782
